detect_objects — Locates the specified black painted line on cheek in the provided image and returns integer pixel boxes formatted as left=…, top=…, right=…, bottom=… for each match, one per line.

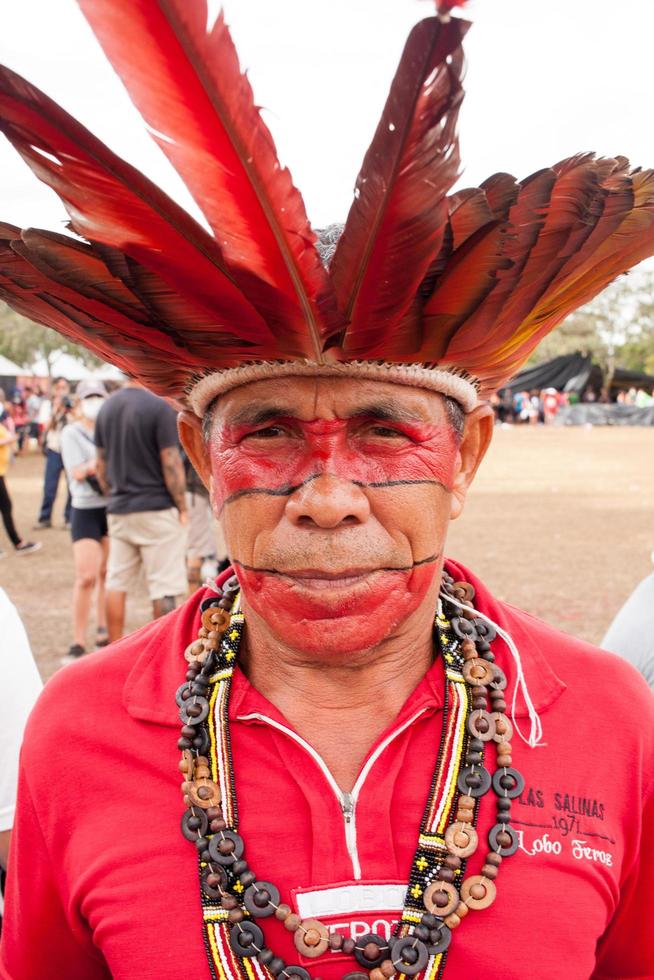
left=231, top=553, right=440, bottom=578
left=222, top=475, right=450, bottom=509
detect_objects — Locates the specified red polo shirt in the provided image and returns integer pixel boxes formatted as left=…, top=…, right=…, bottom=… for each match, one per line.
left=1, top=560, right=653, bottom=979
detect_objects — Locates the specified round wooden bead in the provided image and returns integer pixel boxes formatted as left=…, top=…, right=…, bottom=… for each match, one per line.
left=184, top=640, right=208, bottom=665
left=181, top=808, right=209, bottom=841
left=370, top=969, right=386, bottom=980
left=491, top=713, right=513, bottom=743
left=380, top=960, right=396, bottom=978
left=427, top=922, right=452, bottom=954
left=457, top=765, right=492, bottom=798
left=443, top=912, right=461, bottom=929
left=481, top=863, right=499, bottom=880
left=275, top=904, right=291, bottom=920
left=488, top=823, right=519, bottom=857
left=187, top=779, right=221, bottom=809
left=329, top=932, right=344, bottom=951
left=455, top=808, right=474, bottom=824
left=244, top=881, right=280, bottom=918
left=390, top=937, right=428, bottom=976
left=208, top=830, right=244, bottom=865
left=201, top=607, right=230, bottom=632
left=443, top=854, right=461, bottom=870
left=463, top=658, right=495, bottom=687
left=461, top=875, right=497, bottom=910
left=284, top=968, right=310, bottom=980
left=230, top=921, right=263, bottom=957
left=283, top=913, right=302, bottom=931
left=492, top=767, right=525, bottom=800
left=445, top=823, right=479, bottom=858
left=353, top=934, right=390, bottom=969
left=423, top=881, right=459, bottom=917
left=489, top=665, right=508, bottom=690
left=486, top=851, right=503, bottom=867
left=294, top=919, right=329, bottom=958
left=467, top=709, right=497, bottom=742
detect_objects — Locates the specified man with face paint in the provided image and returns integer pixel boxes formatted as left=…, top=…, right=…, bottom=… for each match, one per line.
left=1, top=2, right=654, bottom=979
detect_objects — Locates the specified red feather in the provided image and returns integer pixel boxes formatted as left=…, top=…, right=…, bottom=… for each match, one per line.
left=76, top=0, right=339, bottom=358
left=0, top=67, right=281, bottom=353
left=332, top=15, right=467, bottom=355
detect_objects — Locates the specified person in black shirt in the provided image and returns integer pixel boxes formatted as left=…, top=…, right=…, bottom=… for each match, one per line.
left=95, top=383, right=188, bottom=640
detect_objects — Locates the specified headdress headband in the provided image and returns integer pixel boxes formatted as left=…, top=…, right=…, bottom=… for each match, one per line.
left=1, top=0, right=654, bottom=414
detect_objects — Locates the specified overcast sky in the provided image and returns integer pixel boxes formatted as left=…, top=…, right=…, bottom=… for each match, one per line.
left=1, top=0, right=653, bottom=236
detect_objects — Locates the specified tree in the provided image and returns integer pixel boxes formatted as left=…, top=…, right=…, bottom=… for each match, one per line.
left=0, top=301, right=104, bottom=376
left=528, top=269, right=654, bottom=377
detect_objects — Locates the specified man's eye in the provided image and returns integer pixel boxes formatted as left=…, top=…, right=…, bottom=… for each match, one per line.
left=367, top=426, right=407, bottom=439
left=244, top=426, right=287, bottom=439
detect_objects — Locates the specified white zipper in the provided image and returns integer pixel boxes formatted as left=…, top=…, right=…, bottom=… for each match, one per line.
left=236, top=707, right=428, bottom=880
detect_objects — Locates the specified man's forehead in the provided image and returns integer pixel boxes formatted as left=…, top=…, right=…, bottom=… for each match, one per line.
left=213, top=377, right=447, bottom=426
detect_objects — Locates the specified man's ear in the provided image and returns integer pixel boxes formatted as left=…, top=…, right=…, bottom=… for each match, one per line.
left=450, top=403, right=494, bottom=521
left=178, top=411, right=212, bottom=491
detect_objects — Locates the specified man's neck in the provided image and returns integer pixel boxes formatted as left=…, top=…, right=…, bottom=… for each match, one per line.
left=239, top=601, right=436, bottom=792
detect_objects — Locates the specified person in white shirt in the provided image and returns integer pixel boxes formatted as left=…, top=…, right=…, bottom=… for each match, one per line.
left=0, top=589, right=42, bottom=872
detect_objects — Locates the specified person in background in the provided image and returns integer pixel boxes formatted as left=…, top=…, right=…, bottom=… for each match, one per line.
left=183, top=452, right=227, bottom=594
left=0, top=418, right=41, bottom=558
left=602, top=572, right=654, bottom=690
left=0, top=589, right=42, bottom=881
left=0, top=389, right=9, bottom=427
left=8, top=394, right=28, bottom=454
left=24, top=387, right=42, bottom=446
left=95, top=381, right=188, bottom=641
left=60, top=380, right=110, bottom=660
left=34, top=377, right=73, bottom=529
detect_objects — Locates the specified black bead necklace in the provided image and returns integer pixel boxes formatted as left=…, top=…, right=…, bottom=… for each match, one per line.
left=176, top=571, right=524, bottom=980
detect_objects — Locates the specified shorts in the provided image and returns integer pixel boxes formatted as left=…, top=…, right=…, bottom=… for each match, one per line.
left=106, top=508, right=188, bottom=600
left=71, top=506, right=108, bottom=543
left=185, top=491, right=226, bottom=560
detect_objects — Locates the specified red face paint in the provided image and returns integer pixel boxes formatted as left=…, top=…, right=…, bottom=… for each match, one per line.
left=236, top=560, right=439, bottom=655
left=207, top=389, right=460, bottom=654
left=210, top=415, right=459, bottom=512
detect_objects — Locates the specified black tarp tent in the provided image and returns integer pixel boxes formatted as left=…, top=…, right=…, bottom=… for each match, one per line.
left=499, top=353, right=599, bottom=396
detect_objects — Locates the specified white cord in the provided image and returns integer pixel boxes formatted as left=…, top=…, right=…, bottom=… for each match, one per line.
left=440, top=590, right=545, bottom=748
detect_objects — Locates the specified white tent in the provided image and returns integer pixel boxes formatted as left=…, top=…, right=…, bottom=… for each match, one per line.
left=0, top=353, right=23, bottom=376
left=29, top=352, right=124, bottom=382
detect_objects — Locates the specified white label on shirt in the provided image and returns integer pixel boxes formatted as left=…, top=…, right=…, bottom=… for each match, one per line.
left=296, top=883, right=406, bottom=919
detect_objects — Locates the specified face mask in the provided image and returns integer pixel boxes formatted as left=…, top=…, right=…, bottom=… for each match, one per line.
left=81, top=397, right=104, bottom=421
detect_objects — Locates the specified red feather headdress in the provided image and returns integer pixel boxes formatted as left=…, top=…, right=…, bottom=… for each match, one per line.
left=2, top=1, right=654, bottom=413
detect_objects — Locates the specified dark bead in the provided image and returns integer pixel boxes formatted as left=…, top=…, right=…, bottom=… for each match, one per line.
left=239, top=870, right=257, bottom=887
left=219, top=839, right=235, bottom=855
left=437, top=868, right=455, bottom=883
left=200, top=849, right=211, bottom=863
left=218, top=597, right=233, bottom=609
left=496, top=797, right=511, bottom=812
left=177, top=737, right=192, bottom=750
left=206, top=806, right=222, bottom=821
left=195, top=836, right=210, bottom=852
left=269, top=958, right=285, bottom=976
left=211, top=818, right=227, bottom=833
left=414, top=925, right=430, bottom=941
left=232, top=860, right=248, bottom=876
left=443, top=854, right=461, bottom=870
left=465, top=772, right=481, bottom=788
left=187, top=814, right=203, bottom=831
left=181, top=724, right=196, bottom=738
left=403, top=947, right=419, bottom=966
left=465, top=752, right=483, bottom=766
left=468, top=738, right=484, bottom=752
left=342, top=938, right=356, bottom=955
left=258, top=949, right=274, bottom=966
left=221, top=895, right=238, bottom=910
left=228, top=908, right=245, bottom=924
left=421, top=913, right=437, bottom=929
left=206, top=872, right=223, bottom=888
left=472, top=697, right=487, bottom=710
left=192, top=736, right=207, bottom=750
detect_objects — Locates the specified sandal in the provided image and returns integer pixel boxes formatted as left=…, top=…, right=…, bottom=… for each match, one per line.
left=96, top=627, right=110, bottom=647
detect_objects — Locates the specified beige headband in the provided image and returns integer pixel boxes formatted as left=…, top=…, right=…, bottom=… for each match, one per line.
left=188, top=361, right=480, bottom=416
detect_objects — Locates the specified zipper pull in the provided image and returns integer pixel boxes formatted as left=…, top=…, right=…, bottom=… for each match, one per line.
left=341, top=791, right=354, bottom=822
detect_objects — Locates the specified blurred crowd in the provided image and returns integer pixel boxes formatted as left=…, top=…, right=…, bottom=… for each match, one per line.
left=490, top=384, right=654, bottom=425
left=0, top=376, right=226, bottom=660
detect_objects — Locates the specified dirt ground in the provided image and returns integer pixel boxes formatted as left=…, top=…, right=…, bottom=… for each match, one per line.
left=3, top=425, right=654, bottom=682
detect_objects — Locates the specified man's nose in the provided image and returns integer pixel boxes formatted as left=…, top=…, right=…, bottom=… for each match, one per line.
left=285, top=473, right=371, bottom=528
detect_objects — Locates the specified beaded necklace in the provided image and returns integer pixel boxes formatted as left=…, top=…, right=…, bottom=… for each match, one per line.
left=176, top=572, right=525, bottom=980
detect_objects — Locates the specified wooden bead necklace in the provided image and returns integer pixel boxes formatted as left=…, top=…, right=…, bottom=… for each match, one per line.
left=176, top=571, right=524, bottom=980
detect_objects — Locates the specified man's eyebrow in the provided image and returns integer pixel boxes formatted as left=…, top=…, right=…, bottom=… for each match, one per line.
left=346, top=402, right=427, bottom=424
left=228, top=405, right=299, bottom=426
